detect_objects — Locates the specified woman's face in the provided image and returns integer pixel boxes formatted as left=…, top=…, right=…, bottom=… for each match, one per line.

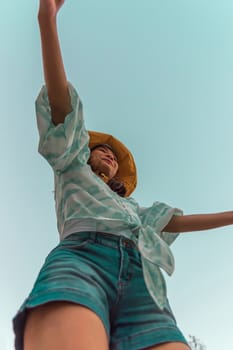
left=89, top=146, right=119, bottom=180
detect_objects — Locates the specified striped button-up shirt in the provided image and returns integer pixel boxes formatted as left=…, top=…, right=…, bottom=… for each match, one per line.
left=36, top=83, right=183, bottom=309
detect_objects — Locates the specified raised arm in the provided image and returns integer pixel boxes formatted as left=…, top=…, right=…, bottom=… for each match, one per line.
left=163, top=211, right=233, bottom=233
left=38, top=0, right=72, bottom=125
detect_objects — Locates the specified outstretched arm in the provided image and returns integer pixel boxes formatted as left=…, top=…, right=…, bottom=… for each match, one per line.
left=38, top=0, right=72, bottom=124
left=163, top=211, right=233, bottom=233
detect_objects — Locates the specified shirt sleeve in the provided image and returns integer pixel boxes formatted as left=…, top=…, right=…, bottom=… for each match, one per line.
left=138, top=201, right=183, bottom=246
left=35, top=82, right=90, bottom=172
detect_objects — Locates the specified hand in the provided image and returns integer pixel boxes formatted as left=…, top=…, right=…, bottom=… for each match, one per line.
left=38, top=0, right=65, bottom=21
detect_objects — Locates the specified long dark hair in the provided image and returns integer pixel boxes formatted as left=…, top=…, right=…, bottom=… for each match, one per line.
left=107, top=178, right=126, bottom=197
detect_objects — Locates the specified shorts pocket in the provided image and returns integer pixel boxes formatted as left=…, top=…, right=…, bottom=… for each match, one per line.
left=59, top=237, right=93, bottom=250
left=47, top=236, right=94, bottom=258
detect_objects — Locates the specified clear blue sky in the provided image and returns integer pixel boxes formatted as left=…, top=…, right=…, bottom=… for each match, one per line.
left=1, top=1, right=233, bottom=349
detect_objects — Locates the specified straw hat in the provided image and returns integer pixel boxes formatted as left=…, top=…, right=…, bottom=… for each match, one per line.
left=88, top=131, right=137, bottom=196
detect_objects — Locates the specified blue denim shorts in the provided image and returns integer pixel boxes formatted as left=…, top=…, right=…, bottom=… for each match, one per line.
left=13, top=231, right=189, bottom=350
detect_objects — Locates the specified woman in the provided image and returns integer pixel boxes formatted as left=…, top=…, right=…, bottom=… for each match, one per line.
left=13, top=1, right=233, bottom=349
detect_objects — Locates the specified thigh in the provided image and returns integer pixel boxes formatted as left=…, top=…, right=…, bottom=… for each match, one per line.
left=24, top=301, right=109, bottom=350
left=144, top=343, right=190, bottom=350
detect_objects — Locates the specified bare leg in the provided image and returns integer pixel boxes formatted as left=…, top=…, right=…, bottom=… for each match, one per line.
left=24, top=302, right=109, bottom=350
left=144, top=342, right=190, bottom=350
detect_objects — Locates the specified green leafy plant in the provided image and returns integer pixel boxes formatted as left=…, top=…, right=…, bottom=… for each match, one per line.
left=188, top=335, right=206, bottom=350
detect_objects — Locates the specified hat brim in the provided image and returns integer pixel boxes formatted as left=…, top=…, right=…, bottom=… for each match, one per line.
left=88, top=131, right=137, bottom=196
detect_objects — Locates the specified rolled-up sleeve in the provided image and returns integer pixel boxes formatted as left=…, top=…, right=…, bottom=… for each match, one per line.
left=35, top=82, right=90, bottom=172
left=138, top=201, right=183, bottom=246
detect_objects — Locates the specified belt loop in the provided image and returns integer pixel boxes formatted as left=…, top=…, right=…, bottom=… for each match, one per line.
left=92, top=231, right=97, bottom=243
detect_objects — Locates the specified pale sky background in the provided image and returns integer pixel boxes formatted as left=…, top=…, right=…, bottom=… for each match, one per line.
left=1, top=1, right=233, bottom=349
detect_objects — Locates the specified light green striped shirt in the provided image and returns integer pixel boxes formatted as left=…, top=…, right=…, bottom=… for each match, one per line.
left=36, top=83, right=183, bottom=309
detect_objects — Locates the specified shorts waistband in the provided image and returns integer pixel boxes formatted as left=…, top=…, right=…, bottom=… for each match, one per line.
left=64, top=231, right=138, bottom=250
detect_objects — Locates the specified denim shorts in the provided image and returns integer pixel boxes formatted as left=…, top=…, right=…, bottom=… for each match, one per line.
left=13, top=231, right=189, bottom=350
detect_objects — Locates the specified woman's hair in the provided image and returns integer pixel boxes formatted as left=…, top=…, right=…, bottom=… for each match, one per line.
left=107, top=178, right=127, bottom=197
